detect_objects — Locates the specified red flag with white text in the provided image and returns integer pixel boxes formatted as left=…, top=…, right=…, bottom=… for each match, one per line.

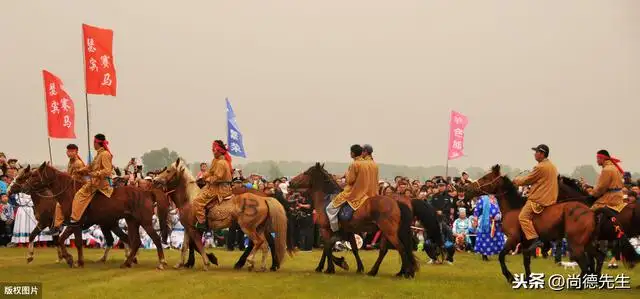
left=43, top=70, right=76, bottom=139
left=82, top=23, right=117, bottom=96
left=447, top=111, right=468, bottom=160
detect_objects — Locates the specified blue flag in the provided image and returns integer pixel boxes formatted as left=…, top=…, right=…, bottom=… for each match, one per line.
left=226, top=98, right=247, bottom=158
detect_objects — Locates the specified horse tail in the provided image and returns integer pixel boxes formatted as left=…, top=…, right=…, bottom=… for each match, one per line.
left=397, top=201, right=418, bottom=272
left=151, top=190, right=170, bottom=244
left=411, top=199, right=443, bottom=247
left=265, top=197, right=290, bottom=266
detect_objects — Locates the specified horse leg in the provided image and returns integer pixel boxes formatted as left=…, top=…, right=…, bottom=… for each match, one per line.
left=235, top=238, right=254, bottom=270
left=523, top=250, right=532, bottom=283
left=53, top=234, right=63, bottom=263
left=141, top=223, right=167, bottom=270
left=26, top=225, right=42, bottom=264
left=499, top=235, right=518, bottom=283
left=111, top=225, right=136, bottom=264
left=315, top=250, right=327, bottom=273
left=73, top=228, right=84, bottom=268
left=175, top=233, right=189, bottom=269
left=57, top=226, right=75, bottom=267
left=367, top=237, right=388, bottom=277
left=322, top=237, right=336, bottom=274
left=347, top=233, right=364, bottom=273
left=265, top=231, right=279, bottom=271
left=190, top=230, right=211, bottom=271
left=121, top=221, right=141, bottom=268
left=97, top=225, right=113, bottom=263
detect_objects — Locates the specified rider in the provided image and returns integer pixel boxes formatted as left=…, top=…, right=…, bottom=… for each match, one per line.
left=589, top=150, right=626, bottom=213
left=193, top=140, right=233, bottom=231
left=51, top=144, right=86, bottom=234
left=361, top=144, right=380, bottom=198
left=326, top=144, right=376, bottom=234
left=512, top=144, right=558, bottom=253
left=67, top=134, right=113, bottom=226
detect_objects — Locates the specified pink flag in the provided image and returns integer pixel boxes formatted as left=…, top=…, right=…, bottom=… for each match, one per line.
left=447, top=111, right=468, bottom=160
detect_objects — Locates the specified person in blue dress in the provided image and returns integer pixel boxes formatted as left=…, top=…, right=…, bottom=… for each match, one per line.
left=473, top=194, right=505, bottom=261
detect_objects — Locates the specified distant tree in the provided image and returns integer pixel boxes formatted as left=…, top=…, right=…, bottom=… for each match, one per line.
left=571, top=165, right=598, bottom=185
left=267, top=161, right=284, bottom=181
left=464, top=167, right=486, bottom=180
left=141, top=148, right=181, bottom=173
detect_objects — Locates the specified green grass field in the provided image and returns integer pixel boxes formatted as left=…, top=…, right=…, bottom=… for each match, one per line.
left=0, top=247, right=638, bottom=299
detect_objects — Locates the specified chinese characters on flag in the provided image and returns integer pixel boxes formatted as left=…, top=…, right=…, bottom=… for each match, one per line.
left=83, top=24, right=117, bottom=96
left=447, top=110, right=468, bottom=160
left=43, top=70, right=76, bottom=139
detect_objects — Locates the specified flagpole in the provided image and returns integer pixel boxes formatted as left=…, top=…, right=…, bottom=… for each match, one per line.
left=445, top=110, right=451, bottom=182
left=47, top=138, right=53, bottom=165
left=81, top=27, right=92, bottom=162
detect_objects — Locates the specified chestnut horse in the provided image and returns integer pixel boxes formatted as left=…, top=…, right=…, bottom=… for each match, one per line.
left=289, top=163, right=417, bottom=278
left=153, top=159, right=291, bottom=272
left=22, top=163, right=170, bottom=269
left=8, top=166, right=131, bottom=264
left=466, top=165, right=600, bottom=282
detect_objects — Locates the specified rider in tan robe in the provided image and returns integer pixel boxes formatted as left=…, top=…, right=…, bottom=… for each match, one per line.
left=326, top=144, right=376, bottom=232
left=513, top=144, right=558, bottom=252
left=362, top=144, right=380, bottom=198
left=590, top=150, right=626, bottom=212
left=51, top=144, right=86, bottom=233
left=68, top=134, right=113, bottom=225
left=193, top=140, right=233, bottom=231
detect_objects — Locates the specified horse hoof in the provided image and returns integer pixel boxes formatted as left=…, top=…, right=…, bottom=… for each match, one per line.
left=366, top=271, right=377, bottom=277
left=120, top=263, right=131, bottom=269
left=202, top=265, right=209, bottom=271
left=26, top=257, right=34, bottom=264
left=356, top=268, right=364, bottom=274
left=324, top=269, right=335, bottom=274
left=233, top=264, right=243, bottom=270
left=256, top=267, right=267, bottom=272
left=173, top=263, right=184, bottom=270
left=506, top=274, right=515, bottom=283
left=270, top=266, right=278, bottom=272
left=55, top=259, right=61, bottom=264
left=66, top=259, right=74, bottom=268
left=315, top=267, right=323, bottom=273
left=157, top=264, right=165, bottom=270
left=132, top=257, right=138, bottom=264
left=97, top=258, right=106, bottom=263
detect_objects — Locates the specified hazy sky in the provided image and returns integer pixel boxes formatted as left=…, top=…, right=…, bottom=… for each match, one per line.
left=1, top=1, right=639, bottom=173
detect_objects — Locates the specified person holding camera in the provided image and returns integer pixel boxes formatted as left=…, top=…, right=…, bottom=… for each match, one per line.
left=292, top=192, right=313, bottom=251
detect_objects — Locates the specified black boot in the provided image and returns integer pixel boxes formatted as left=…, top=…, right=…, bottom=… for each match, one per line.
left=525, top=238, right=544, bottom=253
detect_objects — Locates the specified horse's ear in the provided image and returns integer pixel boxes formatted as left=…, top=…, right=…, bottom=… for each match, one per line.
left=175, top=158, right=181, bottom=166
left=25, top=164, right=31, bottom=172
left=39, top=161, right=47, bottom=171
left=321, top=163, right=325, bottom=168
left=492, top=164, right=501, bottom=174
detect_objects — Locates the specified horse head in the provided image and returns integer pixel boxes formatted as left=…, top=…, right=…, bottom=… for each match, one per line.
left=152, top=158, right=181, bottom=188
left=465, top=164, right=503, bottom=196
left=22, top=162, right=56, bottom=194
left=7, top=165, right=31, bottom=196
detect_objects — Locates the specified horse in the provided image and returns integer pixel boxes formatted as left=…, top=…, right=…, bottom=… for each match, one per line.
left=557, top=176, right=639, bottom=274
left=178, top=185, right=295, bottom=271
left=22, top=162, right=170, bottom=269
left=289, top=163, right=417, bottom=278
left=152, top=158, right=291, bottom=272
left=465, top=164, right=601, bottom=282
left=7, top=166, right=132, bottom=264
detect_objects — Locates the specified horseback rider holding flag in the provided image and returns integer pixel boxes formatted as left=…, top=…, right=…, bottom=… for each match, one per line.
left=51, top=144, right=86, bottom=234
left=193, top=140, right=233, bottom=231
left=512, top=144, right=559, bottom=253
left=67, top=134, right=114, bottom=226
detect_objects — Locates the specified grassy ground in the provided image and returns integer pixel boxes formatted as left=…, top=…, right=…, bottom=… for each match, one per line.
left=0, top=247, right=638, bottom=299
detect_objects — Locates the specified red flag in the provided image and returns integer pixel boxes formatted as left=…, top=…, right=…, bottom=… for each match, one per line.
left=82, top=24, right=117, bottom=96
left=43, top=70, right=76, bottom=139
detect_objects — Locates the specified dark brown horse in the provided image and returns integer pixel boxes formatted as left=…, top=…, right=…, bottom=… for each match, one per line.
left=22, top=163, right=170, bottom=269
left=8, top=166, right=132, bottom=264
left=289, top=163, right=417, bottom=278
left=466, top=165, right=601, bottom=282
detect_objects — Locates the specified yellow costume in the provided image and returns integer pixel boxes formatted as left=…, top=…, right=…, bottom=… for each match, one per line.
left=590, top=160, right=626, bottom=212
left=513, top=158, right=558, bottom=240
left=362, top=155, right=380, bottom=197
left=330, top=157, right=377, bottom=210
left=54, top=157, right=86, bottom=227
left=193, top=155, right=233, bottom=224
left=70, top=148, right=113, bottom=222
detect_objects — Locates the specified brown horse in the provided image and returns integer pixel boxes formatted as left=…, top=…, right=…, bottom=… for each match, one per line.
left=289, top=163, right=417, bottom=278
left=22, top=162, right=170, bottom=269
left=466, top=165, right=600, bottom=282
left=8, top=167, right=132, bottom=264
left=152, top=159, right=291, bottom=272
left=557, top=176, right=639, bottom=274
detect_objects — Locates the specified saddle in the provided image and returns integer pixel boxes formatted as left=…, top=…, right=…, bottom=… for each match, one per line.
left=324, top=194, right=354, bottom=222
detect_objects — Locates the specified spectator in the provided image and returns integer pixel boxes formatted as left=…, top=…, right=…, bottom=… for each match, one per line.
left=452, top=208, right=472, bottom=251
left=294, top=192, right=314, bottom=251
left=7, top=159, right=20, bottom=170
left=473, top=195, right=505, bottom=261
left=5, top=167, right=18, bottom=181
left=12, top=192, right=52, bottom=245
left=0, top=153, right=7, bottom=175
left=0, top=175, right=8, bottom=195
left=0, top=193, right=14, bottom=246
left=626, top=191, right=637, bottom=204
left=196, top=163, right=208, bottom=179
left=430, top=181, right=454, bottom=225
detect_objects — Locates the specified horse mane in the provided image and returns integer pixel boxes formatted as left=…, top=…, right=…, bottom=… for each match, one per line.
left=500, top=176, right=526, bottom=210
left=559, top=175, right=588, bottom=195
left=173, top=159, right=200, bottom=203
left=310, top=163, right=342, bottom=194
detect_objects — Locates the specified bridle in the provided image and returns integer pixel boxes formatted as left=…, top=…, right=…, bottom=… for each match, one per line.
left=15, top=168, right=74, bottom=199
left=471, top=175, right=504, bottom=196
